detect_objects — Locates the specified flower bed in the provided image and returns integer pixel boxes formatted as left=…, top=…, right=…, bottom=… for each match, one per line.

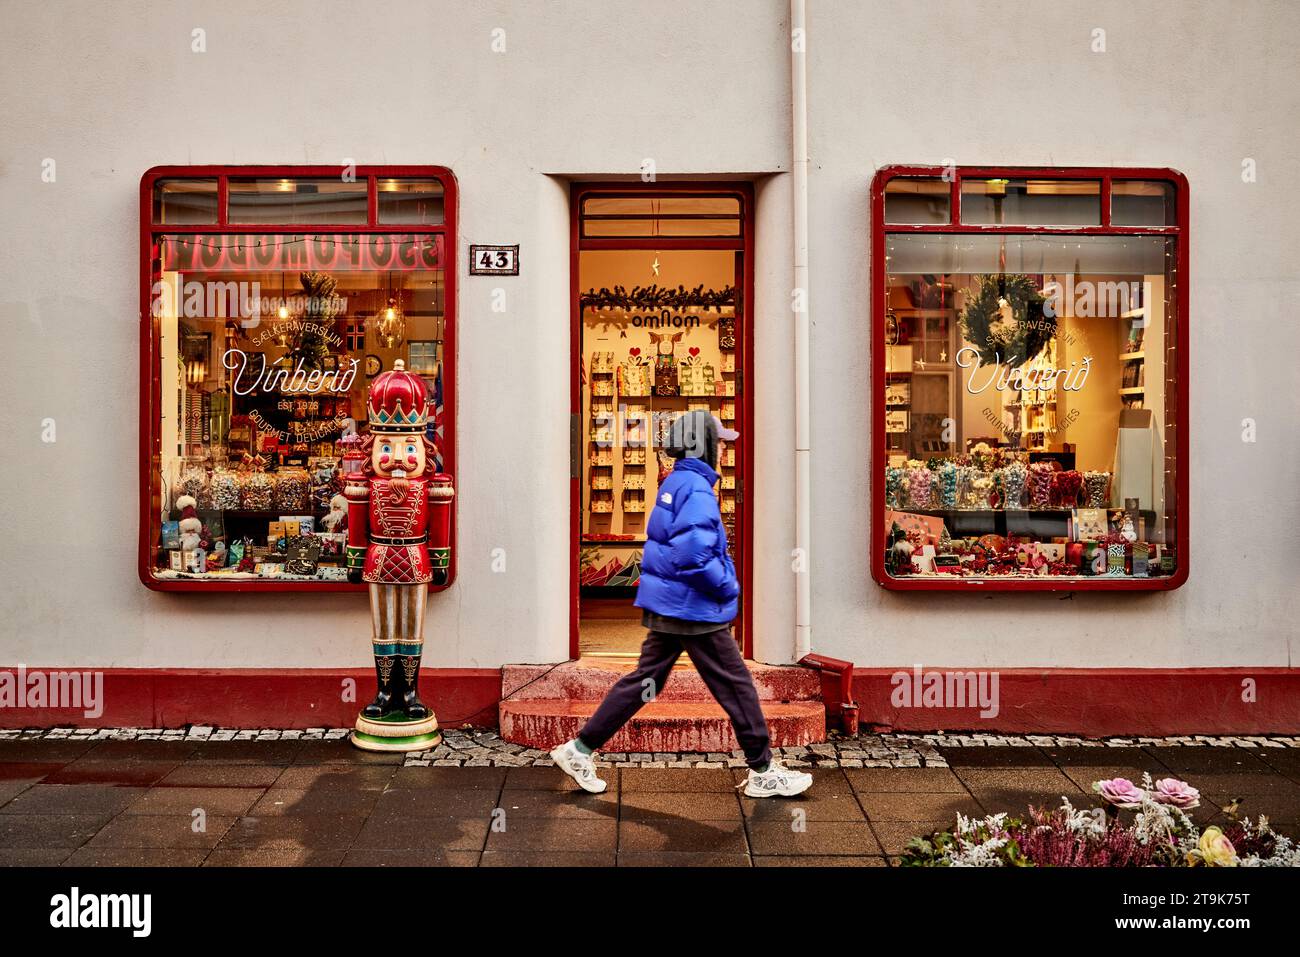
left=901, top=774, right=1299, bottom=867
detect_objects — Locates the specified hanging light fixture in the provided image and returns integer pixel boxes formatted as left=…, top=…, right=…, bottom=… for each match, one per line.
left=272, top=272, right=293, bottom=348
left=375, top=271, right=405, bottom=348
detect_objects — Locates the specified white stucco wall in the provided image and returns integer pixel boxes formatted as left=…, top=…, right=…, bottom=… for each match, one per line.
left=1, top=1, right=1295, bottom=672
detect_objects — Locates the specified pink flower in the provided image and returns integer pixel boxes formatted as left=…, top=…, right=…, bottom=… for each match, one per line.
left=1152, top=778, right=1201, bottom=810
left=1093, top=777, right=1145, bottom=809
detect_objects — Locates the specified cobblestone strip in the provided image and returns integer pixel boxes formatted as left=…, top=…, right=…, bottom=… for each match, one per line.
left=3, top=726, right=1296, bottom=767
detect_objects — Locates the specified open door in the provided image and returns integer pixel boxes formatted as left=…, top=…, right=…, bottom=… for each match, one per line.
left=570, top=184, right=753, bottom=658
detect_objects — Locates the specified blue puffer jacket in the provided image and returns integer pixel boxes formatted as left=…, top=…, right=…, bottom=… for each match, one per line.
left=635, top=457, right=739, bottom=623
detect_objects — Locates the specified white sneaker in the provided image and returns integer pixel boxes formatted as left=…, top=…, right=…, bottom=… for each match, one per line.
left=738, top=759, right=813, bottom=798
left=550, top=739, right=608, bottom=794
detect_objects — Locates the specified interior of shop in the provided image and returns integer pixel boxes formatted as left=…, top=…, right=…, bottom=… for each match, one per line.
left=881, top=209, right=1179, bottom=580
left=578, top=245, right=742, bottom=655
left=150, top=236, right=446, bottom=583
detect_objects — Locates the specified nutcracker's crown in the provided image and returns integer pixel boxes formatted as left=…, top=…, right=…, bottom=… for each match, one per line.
left=367, top=359, right=429, bottom=433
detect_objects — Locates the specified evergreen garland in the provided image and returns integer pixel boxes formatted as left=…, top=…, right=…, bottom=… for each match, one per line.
left=580, top=284, right=735, bottom=312
left=958, top=274, right=1054, bottom=368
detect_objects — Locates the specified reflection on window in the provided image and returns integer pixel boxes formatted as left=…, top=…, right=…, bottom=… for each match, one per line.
left=581, top=194, right=741, bottom=237
left=228, top=178, right=368, bottom=224
left=149, top=232, right=446, bottom=583
left=882, top=232, right=1179, bottom=581
left=884, top=177, right=950, bottom=224
left=960, top=179, right=1101, bottom=225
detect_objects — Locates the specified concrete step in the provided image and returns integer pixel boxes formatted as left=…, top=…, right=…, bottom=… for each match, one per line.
left=501, top=659, right=822, bottom=704
left=499, top=698, right=825, bottom=754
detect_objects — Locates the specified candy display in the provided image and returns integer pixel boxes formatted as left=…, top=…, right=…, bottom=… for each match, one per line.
left=274, top=468, right=311, bottom=512
left=879, top=450, right=1167, bottom=581
left=178, top=460, right=209, bottom=508
left=907, top=465, right=933, bottom=509
left=1084, top=470, right=1111, bottom=508
left=241, top=470, right=275, bottom=510
left=1002, top=461, right=1027, bottom=509
left=936, top=461, right=959, bottom=509
left=1028, top=462, right=1054, bottom=509
left=885, top=467, right=905, bottom=509
left=1050, top=469, right=1083, bottom=509
left=208, top=465, right=241, bottom=510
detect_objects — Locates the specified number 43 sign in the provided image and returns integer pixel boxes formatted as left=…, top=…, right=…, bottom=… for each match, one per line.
left=469, top=244, right=519, bottom=276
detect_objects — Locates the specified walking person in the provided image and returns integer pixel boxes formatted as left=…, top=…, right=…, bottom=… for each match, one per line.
left=552, top=411, right=813, bottom=798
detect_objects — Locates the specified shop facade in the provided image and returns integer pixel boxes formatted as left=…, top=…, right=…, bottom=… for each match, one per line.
left=3, top=1, right=1297, bottom=735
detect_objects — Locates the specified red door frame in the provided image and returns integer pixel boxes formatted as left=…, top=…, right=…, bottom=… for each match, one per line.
left=139, top=165, right=458, bottom=592
left=870, top=165, right=1190, bottom=592
left=569, top=181, right=757, bottom=659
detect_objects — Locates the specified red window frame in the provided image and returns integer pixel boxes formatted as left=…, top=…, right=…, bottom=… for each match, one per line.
left=139, top=165, right=458, bottom=592
left=870, top=165, right=1189, bottom=592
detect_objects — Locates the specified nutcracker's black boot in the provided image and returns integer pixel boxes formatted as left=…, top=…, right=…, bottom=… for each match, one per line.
left=362, top=655, right=397, bottom=718
left=400, top=655, right=430, bottom=720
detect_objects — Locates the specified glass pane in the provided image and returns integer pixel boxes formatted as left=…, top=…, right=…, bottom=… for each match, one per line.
left=584, top=218, right=741, bottom=237
left=154, top=179, right=218, bottom=224
left=581, top=195, right=741, bottom=237
left=576, top=247, right=741, bottom=648
left=1112, top=180, right=1176, bottom=226
left=228, top=178, right=367, bottom=224
left=881, top=232, right=1179, bottom=582
left=377, top=177, right=445, bottom=225
left=147, top=232, right=447, bottom=584
left=961, top=178, right=1101, bottom=225
left=884, top=178, right=950, bottom=224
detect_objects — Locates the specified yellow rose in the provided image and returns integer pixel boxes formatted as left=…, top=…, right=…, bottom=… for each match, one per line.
left=1197, top=827, right=1238, bottom=867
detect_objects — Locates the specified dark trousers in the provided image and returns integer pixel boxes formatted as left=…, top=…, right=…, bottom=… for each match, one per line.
left=577, top=628, right=772, bottom=770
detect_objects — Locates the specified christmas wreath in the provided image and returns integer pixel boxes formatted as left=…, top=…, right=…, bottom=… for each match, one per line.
left=958, top=274, right=1054, bottom=368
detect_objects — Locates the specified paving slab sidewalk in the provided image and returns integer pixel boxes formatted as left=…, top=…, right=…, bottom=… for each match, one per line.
left=1, top=735, right=1296, bottom=867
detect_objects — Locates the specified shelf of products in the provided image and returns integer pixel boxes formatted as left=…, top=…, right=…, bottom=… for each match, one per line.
left=580, top=294, right=740, bottom=589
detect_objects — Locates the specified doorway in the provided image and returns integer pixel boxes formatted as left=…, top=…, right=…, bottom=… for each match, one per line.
left=570, top=183, right=754, bottom=658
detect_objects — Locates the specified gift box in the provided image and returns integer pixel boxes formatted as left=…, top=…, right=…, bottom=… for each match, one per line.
left=1131, top=542, right=1150, bottom=577
left=1081, top=542, right=1105, bottom=576
left=1107, top=542, right=1127, bottom=576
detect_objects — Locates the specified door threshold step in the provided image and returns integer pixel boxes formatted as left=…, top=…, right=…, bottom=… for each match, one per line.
left=499, top=698, right=824, bottom=753
left=503, top=659, right=822, bottom=703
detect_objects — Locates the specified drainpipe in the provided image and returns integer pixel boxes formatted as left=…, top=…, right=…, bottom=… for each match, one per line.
left=791, top=0, right=812, bottom=663
left=789, top=2, right=857, bottom=735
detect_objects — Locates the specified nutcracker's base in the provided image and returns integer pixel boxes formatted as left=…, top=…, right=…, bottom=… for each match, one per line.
left=351, top=712, right=442, bottom=753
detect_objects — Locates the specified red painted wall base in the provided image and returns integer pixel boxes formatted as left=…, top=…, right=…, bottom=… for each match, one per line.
left=0, top=668, right=500, bottom=730
left=2, top=666, right=1297, bottom=736
left=850, top=668, right=1300, bottom=737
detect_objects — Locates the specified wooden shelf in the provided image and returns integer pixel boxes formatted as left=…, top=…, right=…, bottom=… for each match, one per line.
left=1119, top=387, right=1145, bottom=396
left=1119, top=351, right=1145, bottom=361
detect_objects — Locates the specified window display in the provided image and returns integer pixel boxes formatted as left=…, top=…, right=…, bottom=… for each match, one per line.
left=140, top=167, right=456, bottom=590
left=872, top=168, right=1187, bottom=590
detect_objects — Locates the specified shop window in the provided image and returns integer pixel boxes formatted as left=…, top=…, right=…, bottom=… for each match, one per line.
left=228, top=177, right=369, bottom=225
left=873, top=167, right=1187, bottom=590
left=960, top=178, right=1101, bottom=226
left=884, top=177, right=951, bottom=224
left=580, top=194, right=741, bottom=238
left=378, top=178, right=446, bottom=225
left=140, top=167, right=457, bottom=590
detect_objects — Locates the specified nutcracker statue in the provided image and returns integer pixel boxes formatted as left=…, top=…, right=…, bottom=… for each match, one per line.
left=344, top=359, right=454, bottom=752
